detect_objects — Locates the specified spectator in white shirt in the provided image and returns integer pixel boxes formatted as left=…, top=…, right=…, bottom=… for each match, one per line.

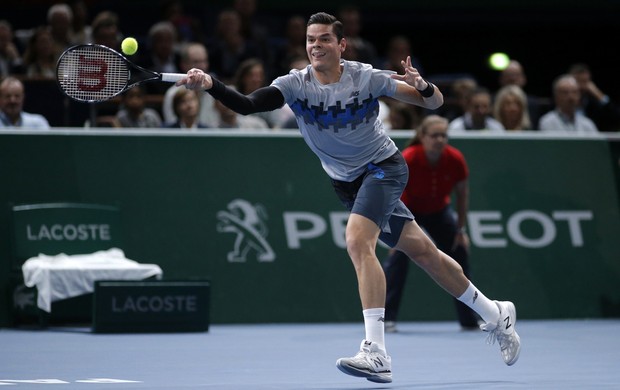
left=0, top=77, right=50, bottom=129
left=448, top=87, right=504, bottom=133
left=539, top=74, right=598, bottom=134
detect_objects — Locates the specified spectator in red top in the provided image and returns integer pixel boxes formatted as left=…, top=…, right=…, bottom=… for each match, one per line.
left=382, top=115, right=479, bottom=332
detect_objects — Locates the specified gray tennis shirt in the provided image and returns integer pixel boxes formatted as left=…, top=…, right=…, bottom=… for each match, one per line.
left=271, top=60, right=399, bottom=181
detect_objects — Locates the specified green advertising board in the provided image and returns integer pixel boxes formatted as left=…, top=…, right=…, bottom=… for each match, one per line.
left=7, top=203, right=122, bottom=324
left=93, top=280, right=210, bottom=333
left=9, top=203, right=121, bottom=270
left=0, top=131, right=618, bottom=327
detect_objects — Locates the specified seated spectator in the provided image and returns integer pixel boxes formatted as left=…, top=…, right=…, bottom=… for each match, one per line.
left=166, top=88, right=209, bottom=129
left=381, top=35, right=424, bottom=75
left=0, top=76, right=50, bottom=129
left=162, top=42, right=218, bottom=127
left=139, top=21, right=180, bottom=95
left=0, top=20, right=24, bottom=77
left=91, top=11, right=122, bottom=51
left=338, top=5, right=378, bottom=66
left=233, top=0, right=273, bottom=79
left=46, top=3, right=73, bottom=58
left=448, top=87, right=504, bottom=133
left=568, top=63, right=620, bottom=132
left=69, top=0, right=92, bottom=45
left=497, top=60, right=547, bottom=129
left=89, top=113, right=121, bottom=127
left=438, top=77, right=477, bottom=121
left=22, top=26, right=57, bottom=79
left=160, top=0, right=205, bottom=44
left=493, top=85, right=532, bottom=131
left=233, top=58, right=288, bottom=128
left=539, top=74, right=598, bottom=134
left=206, top=8, right=262, bottom=83
left=272, top=15, right=307, bottom=77
left=115, top=86, right=163, bottom=128
left=141, top=21, right=179, bottom=73
left=213, top=93, right=268, bottom=129
left=383, top=101, right=418, bottom=131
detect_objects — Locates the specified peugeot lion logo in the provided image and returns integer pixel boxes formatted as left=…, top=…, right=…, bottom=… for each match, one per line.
left=216, top=199, right=276, bottom=262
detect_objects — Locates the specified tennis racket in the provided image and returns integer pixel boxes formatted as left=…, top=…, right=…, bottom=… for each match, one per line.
left=56, top=44, right=186, bottom=103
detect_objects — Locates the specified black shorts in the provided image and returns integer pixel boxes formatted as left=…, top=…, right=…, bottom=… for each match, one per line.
left=331, top=151, right=414, bottom=248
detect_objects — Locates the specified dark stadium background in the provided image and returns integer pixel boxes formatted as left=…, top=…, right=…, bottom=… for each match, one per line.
left=4, top=0, right=619, bottom=101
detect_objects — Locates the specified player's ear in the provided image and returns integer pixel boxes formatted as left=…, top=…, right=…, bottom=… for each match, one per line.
left=340, top=38, right=346, bottom=52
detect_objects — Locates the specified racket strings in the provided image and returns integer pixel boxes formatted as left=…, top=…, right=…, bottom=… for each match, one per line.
left=57, top=45, right=129, bottom=102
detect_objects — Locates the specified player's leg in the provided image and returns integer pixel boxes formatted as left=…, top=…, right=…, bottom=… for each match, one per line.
left=395, top=220, right=478, bottom=305
left=345, top=213, right=384, bottom=310
left=450, top=244, right=481, bottom=329
left=394, top=219, right=521, bottom=365
left=336, top=213, right=392, bottom=383
left=334, top=152, right=409, bottom=384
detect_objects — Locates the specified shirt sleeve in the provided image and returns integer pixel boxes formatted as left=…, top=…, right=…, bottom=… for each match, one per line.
left=371, top=68, right=399, bottom=98
left=271, top=72, right=303, bottom=105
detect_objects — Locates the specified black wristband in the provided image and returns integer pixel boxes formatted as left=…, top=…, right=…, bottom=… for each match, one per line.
left=417, top=80, right=435, bottom=98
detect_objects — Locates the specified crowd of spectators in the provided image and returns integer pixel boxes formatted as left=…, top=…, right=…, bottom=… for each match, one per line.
left=1, top=1, right=619, bottom=133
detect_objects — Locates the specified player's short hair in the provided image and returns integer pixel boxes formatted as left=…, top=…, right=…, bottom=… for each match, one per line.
left=307, top=12, right=344, bottom=41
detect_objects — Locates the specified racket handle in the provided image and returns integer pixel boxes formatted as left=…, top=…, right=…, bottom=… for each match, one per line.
left=161, top=73, right=187, bottom=83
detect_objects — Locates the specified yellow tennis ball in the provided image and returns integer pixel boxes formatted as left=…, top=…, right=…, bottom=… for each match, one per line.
left=121, top=37, right=138, bottom=55
left=489, top=52, right=510, bottom=71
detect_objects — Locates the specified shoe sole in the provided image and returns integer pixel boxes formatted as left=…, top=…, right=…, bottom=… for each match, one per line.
left=503, top=301, right=521, bottom=366
left=505, top=331, right=521, bottom=366
left=336, top=359, right=392, bottom=383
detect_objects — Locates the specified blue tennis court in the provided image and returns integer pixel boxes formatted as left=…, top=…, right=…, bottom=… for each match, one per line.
left=1, top=319, right=618, bottom=389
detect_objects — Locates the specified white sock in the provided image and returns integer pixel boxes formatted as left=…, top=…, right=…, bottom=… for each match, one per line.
left=457, top=283, right=500, bottom=324
left=363, top=308, right=386, bottom=349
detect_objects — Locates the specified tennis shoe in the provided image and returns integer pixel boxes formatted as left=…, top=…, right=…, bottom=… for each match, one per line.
left=480, top=301, right=521, bottom=366
left=336, top=339, right=392, bottom=383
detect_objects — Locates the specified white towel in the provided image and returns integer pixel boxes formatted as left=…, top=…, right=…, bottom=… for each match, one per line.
left=22, top=248, right=163, bottom=312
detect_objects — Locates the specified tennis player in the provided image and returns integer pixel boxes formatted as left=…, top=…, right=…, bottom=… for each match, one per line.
left=178, top=11, right=521, bottom=384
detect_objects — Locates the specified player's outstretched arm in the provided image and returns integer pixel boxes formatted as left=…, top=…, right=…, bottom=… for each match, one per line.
left=391, top=56, right=443, bottom=110
left=176, top=68, right=285, bottom=115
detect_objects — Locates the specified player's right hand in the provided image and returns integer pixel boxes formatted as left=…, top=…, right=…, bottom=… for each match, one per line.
left=177, top=68, right=213, bottom=91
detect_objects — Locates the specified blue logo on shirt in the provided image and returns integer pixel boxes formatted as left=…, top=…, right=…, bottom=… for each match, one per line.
left=290, top=94, right=379, bottom=132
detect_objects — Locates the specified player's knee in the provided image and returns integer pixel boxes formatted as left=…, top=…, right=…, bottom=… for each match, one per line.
left=401, top=239, right=440, bottom=270
left=345, top=234, right=373, bottom=263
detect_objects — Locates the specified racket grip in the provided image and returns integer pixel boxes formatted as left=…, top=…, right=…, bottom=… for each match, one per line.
left=161, top=73, right=187, bottom=83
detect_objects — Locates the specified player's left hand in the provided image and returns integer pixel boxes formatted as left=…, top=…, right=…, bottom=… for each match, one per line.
left=390, top=56, right=428, bottom=90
